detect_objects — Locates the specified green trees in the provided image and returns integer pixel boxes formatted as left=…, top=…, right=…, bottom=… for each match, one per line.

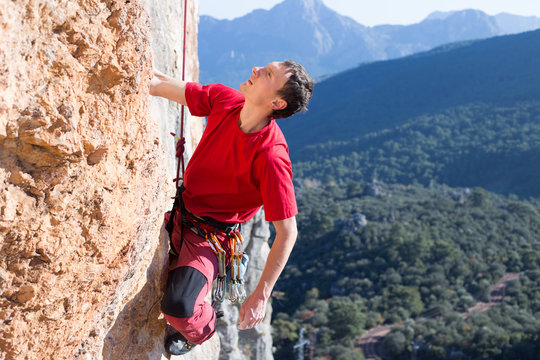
left=270, top=30, right=540, bottom=360
left=328, top=297, right=365, bottom=340
left=386, top=286, right=424, bottom=318
left=382, top=331, right=408, bottom=358
left=471, top=187, right=491, bottom=207
left=273, top=181, right=540, bottom=359
left=293, top=101, right=540, bottom=198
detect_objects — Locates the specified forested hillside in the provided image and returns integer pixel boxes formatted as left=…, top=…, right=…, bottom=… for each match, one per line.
left=273, top=183, right=540, bottom=359
left=293, top=101, right=540, bottom=198
left=271, top=27, right=540, bottom=360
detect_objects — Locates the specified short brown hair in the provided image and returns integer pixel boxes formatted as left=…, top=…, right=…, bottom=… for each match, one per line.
left=272, top=60, right=314, bottom=119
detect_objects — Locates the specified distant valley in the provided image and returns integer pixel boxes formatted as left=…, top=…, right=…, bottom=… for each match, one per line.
left=199, top=3, right=540, bottom=359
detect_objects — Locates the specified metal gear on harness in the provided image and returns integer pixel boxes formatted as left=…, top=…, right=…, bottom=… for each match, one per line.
left=227, top=231, right=247, bottom=304
left=205, top=232, right=227, bottom=302
left=202, top=230, right=248, bottom=304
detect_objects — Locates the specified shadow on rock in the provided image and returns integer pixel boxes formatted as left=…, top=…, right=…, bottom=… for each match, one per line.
left=102, top=225, right=170, bottom=360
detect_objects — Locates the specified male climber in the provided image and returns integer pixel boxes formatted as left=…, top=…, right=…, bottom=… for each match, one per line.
left=149, top=60, right=314, bottom=355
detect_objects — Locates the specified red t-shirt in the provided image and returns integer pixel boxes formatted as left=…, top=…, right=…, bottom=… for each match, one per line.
left=182, top=82, right=297, bottom=223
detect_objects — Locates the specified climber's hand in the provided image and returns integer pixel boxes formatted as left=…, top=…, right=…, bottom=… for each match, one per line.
left=149, top=69, right=187, bottom=105
left=149, top=70, right=165, bottom=95
left=237, top=291, right=267, bottom=329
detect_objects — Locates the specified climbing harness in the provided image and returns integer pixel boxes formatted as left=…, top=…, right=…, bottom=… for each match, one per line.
left=175, top=189, right=249, bottom=304
left=164, top=0, right=248, bottom=305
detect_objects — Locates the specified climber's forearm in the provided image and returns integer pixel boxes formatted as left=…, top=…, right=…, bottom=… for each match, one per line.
left=253, top=216, right=298, bottom=299
left=149, top=70, right=187, bottom=105
left=237, top=217, right=297, bottom=329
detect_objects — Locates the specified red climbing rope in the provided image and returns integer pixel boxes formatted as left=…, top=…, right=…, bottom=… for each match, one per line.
left=172, top=0, right=188, bottom=188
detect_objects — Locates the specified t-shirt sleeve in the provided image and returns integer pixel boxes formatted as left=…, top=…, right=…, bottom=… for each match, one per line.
left=184, top=82, right=237, bottom=118
left=254, top=145, right=298, bottom=222
left=184, top=82, right=213, bottom=117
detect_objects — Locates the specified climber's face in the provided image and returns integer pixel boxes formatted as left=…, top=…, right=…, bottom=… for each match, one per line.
left=240, top=61, right=289, bottom=113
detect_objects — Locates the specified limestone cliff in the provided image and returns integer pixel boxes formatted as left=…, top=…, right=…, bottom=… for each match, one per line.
left=0, top=0, right=170, bottom=358
left=1, top=0, right=273, bottom=359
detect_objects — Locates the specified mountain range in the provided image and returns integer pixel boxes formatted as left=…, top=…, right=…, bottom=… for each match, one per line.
left=280, top=28, right=540, bottom=151
left=282, top=29, right=540, bottom=197
left=199, top=0, right=540, bottom=87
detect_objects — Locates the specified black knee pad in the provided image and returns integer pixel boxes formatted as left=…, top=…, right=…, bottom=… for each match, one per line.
left=161, top=266, right=206, bottom=318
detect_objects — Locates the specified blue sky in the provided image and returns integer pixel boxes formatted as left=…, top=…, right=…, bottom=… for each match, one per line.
left=200, top=0, right=540, bottom=26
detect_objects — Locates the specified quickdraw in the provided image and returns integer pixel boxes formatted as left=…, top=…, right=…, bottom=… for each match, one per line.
left=205, top=230, right=247, bottom=304
left=205, top=232, right=227, bottom=302
left=228, top=231, right=247, bottom=304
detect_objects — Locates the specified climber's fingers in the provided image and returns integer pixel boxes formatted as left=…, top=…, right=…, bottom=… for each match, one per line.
left=237, top=292, right=266, bottom=330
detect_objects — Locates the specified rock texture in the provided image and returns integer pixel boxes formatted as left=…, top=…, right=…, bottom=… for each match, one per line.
left=0, top=0, right=273, bottom=359
left=145, top=0, right=203, bottom=178
left=0, top=0, right=173, bottom=359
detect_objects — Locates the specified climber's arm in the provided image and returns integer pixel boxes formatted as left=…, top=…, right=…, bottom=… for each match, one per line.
left=238, top=216, right=297, bottom=330
left=149, top=69, right=187, bottom=105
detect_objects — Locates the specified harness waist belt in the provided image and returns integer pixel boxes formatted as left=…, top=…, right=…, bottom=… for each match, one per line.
left=178, top=185, right=240, bottom=237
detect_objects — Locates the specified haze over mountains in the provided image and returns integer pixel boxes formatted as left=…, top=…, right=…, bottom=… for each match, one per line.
left=199, top=0, right=540, bottom=86
left=280, top=29, right=540, bottom=151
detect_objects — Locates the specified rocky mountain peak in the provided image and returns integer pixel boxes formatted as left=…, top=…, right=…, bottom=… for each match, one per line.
left=425, top=10, right=459, bottom=21
left=200, top=2, right=540, bottom=87
left=270, top=0, right=331, bottom=22
left=279, top=0, right=324, bottom=11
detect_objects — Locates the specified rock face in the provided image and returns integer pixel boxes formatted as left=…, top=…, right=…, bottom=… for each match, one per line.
left=145, top=0, right=203, bottom=178
left=1, top=0, right=178, bottom=359
left=0, top=0, right=273, bottom=359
